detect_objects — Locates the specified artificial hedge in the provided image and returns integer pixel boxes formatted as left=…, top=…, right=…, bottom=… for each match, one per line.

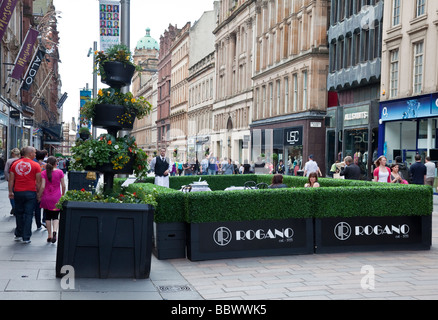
left=117, top=175, right=433, bottom=223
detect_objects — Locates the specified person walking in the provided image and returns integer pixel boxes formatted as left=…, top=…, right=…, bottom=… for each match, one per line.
left=373, top=155, right=391, bottom=182
left=424, top=156, right=436, bottom=187
left=390, top=164, right=408, bottom=184
left=8, top=147, right=42, bottom=244
left=276, top=160, right=285, bottom=174
left=223, top=158, right=234, bottom=175
left=303, top=154, right=322, bottom=177
left=34, top=150, right=47, bottom=229
left=150, top=148, right=171, bottom=187
left=37, top=156, right=66, bottom=243
left=409, top=154, right=427, bottom=185
left=340, top=156, right=361, bottom=180
left=4, top=148, right=21, bottom=215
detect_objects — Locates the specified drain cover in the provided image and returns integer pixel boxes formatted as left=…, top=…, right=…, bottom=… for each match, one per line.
left=157, top=285, right=193, bottom=292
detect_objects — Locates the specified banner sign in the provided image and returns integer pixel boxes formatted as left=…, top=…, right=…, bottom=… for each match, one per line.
left=99, top=0, right=120, bottom=52
left=0, top=0, right=19, bottom=41
left=80, top=90, right=92, bottom=126
left=21, top=49, right=45, bottom=91
left=10, top=28, right=39, bottom=80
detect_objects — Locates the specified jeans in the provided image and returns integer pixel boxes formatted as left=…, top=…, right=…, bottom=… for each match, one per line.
left=14, top=191, right=37, bottom=241
left=208, top=169, right=216, bottom=175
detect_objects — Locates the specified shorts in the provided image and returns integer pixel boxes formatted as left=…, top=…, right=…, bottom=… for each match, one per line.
left=44, top=209, right=60, bottom=220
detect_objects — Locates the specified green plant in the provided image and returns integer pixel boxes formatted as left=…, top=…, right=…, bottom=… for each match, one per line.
left=71, top=133, right=149, bottom=177
left=80, top=87, right=152, bottom=126
left=78, top=126, right=91, bottom=134
left=56, top=187, right=157, bottom=210
left=94, top=44, right=141, bottom=78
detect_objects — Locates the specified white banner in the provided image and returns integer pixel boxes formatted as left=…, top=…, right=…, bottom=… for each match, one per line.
left=99, top=0, right=120, bottom=52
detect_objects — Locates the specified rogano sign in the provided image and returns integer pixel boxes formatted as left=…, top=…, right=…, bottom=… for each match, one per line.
left=188, top=218, right=314, bottom=261
left=334, top=222, right=410, bottom=241
left=213, top=226, right=295, bottom=246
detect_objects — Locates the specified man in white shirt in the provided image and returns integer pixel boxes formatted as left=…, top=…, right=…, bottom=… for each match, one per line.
left=303, top=154, right=322, bottom=177
left=149, top=148, right=171, bottom=188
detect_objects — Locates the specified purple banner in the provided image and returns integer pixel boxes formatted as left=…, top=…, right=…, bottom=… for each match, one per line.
left=0, top=0, right=19, bottom=41
left=11, top=28, right=39, bottom=80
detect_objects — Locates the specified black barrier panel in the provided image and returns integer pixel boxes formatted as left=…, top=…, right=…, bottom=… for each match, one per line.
left=187, top=218, right=314, bottom=261
left=315, top=215, right=432, bottom=254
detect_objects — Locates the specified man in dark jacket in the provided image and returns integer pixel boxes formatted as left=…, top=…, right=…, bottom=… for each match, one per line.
left=409, top=154, right=426, bottom=185
left=340, top=156, right=361, bottom=180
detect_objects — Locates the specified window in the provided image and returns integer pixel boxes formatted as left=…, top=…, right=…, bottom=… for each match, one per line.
left=284, top=77, right=289, bottom=114
left=390, top=49, right=399, bottom=98
left=276, top=80, right=281, bottom=115
left=416, top=0, right=425, bottom=18
left=262, top=86, right=267, bottom=118
left=392, top=0, right=400, bottom=26
left=302, top=70, right=308, bottom=110
left=293, top=74, right=298, bottom=112
left=413, top=41, right=424, bottom=94
left=269, top=83, right=273, bottom=117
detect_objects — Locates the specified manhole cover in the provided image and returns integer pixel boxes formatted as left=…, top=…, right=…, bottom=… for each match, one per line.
left=157, top=285, right=193, bottom=292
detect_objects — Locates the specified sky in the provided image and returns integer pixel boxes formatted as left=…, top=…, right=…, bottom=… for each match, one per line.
left=52, top=0, right=215, bottom=124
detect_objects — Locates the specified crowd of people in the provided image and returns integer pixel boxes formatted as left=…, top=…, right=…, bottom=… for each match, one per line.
left=4, top=147, right=66, bottom=244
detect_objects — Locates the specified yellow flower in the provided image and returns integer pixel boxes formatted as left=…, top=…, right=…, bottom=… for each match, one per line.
left=131, top=98, right=136, bottom=103
left=98, top=89, right=103, bottom=96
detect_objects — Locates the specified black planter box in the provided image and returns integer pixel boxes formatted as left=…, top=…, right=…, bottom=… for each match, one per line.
left=152, top=222, right=186, bottom=260
left=315, top=215, right=432, bottom=254
left=56, top=201, right=154, bottom=279
left=187, top=218, right=314, bottom=261
left=92, top=104, right=135, bottom=131
left=101, top=61, right=135, bottom=88
left=67, top=171, right=95, bottom=192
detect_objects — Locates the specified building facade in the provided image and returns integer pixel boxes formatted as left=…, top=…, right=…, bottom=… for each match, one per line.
left=379, top=0, right=438, bottom=166
left=251, top=0, right=330, bottom=175
left=327, top=0, right=383, bottom=179
left=157, top=24, right=179, bottom=153
left=212, top=0, right=256, bottom=165
left=169, top=22, right=191, bottom=162
left=187, top=4, right=218, bottom=163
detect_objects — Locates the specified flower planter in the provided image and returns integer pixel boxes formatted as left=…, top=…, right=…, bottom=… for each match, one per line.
left=92, top=104, right=135, bottom=131
left=101, top=61, right=136, bottom=88
left=79, top=133, right=90, bottom=140
left=67, top=171, right=95, bottom=192
left=85, top=153, right=134, bottom=174
left=152, top=222, right=187, bottom=260
left=56, top=201, right=154, bottom=279
left=186, top=218, right=314, bottom=261
left=314, top=215, right=432, bottom=254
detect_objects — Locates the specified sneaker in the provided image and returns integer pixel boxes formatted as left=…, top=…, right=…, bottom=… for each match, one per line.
left=22, top=240, right=31, bottom=244
left=14, top=236, right=23, bottom=241
left=10, top=208, right=14, bottom=215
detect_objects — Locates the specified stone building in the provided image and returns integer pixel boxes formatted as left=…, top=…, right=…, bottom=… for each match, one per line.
left=379, top=0, right=438, bottom=165
left=327, top=0, right=383, bottom=179
left=157, top=24, right=179, bottom=154
left=187, top=4, right=218, bottom=163
left=212, top=0, right=256, bottom=165
left=169, top=22, right=191, bottom=162
left=251, top=0, right=330, bottom=175
left=132, top=28, right=159, bottom=157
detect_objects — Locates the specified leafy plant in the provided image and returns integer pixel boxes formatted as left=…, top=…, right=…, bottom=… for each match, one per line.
left=71, top=133, right=149, bottom=177
left=80, top=87, right=152, bottom=126
left=56, top=187, right=157, bottom=210
left=94, top=44, right=141, bottom=78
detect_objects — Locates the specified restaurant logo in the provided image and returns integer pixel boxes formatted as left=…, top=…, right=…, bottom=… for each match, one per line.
left=213, top=227, right=232, bottom=246
left=334, top=222, right=410, bottom=241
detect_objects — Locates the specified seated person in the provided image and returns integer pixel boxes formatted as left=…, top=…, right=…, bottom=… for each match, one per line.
left=304, top=172, right=320, bottom=188
left=269, top=174, right=288, bottom=189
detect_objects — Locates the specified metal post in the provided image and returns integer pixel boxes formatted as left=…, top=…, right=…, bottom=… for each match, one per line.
left=92, top=41, right=98, bottom=138
left=119, top=0, right=130, bottom=139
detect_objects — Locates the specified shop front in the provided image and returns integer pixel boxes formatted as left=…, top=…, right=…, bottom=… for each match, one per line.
left=326, top=103, right=379, bottom=180
left=250, top=114, right=326, bottom=175
left=379, top=93, right=438, bottom=166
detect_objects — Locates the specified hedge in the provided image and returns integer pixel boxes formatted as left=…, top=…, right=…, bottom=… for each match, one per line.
left=117, top=175, right=433, bottom=223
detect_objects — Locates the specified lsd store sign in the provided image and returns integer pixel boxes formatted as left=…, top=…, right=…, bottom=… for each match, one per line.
left=99, top=0, right=120, bottom=51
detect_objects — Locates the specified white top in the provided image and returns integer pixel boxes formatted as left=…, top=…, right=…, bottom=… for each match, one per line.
left=378, top=168, right=389, bottom=182
left=425, top=162, right=435, bottom=178
left=304, top=160, right=319, bottom=176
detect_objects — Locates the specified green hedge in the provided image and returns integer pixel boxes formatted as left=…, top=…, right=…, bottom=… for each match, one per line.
left=115, top=175, right=433, bottom=223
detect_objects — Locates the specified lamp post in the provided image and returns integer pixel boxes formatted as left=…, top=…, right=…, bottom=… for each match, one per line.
left=118, top=0, right=130, bottom=139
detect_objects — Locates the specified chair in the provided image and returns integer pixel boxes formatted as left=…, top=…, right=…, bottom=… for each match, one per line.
left=256, top=182, right=269, bottom=189
left=244, top=181, right=257, bottom=190
left=181, top=185, right=192, bottom=193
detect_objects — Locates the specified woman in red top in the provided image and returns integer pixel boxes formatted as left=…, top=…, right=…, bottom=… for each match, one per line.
left=373, top=156, right=391, bottom=183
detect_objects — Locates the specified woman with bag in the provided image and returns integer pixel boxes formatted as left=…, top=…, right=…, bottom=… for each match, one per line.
left=37, top=156, right=66, bottom=243
left=390, top=164, right=409, bottom=184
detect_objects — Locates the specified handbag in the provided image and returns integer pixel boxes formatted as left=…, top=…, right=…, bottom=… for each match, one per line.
left=86, top=171, right=97, bottom=180
left=333, top=173, right=344, bottom=179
